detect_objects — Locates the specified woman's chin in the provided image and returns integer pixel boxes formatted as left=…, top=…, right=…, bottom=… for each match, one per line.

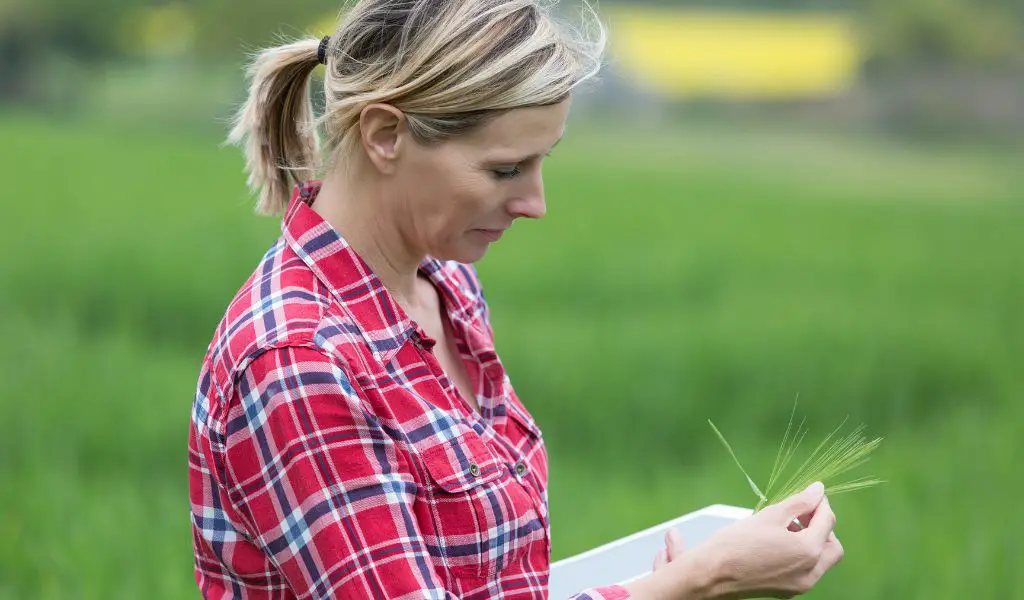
left=435, top=239, right=492, bottom=264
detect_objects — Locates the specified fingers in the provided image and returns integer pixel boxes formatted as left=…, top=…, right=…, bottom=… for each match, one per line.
left=763, top=481, right=825, bottom=526
left=831, top=534, right=844, bottom=565
left=804, top=496, right=836, bottom=544
left=653, top=529, right=686, bottom=571
left=666, top=528, right=685, bottom=561
left=652, top=549, right=668, bottom=571
left=817, top=530, right=845, bottom=572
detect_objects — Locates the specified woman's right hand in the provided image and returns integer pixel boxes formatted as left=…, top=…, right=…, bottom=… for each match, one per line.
left=692, top=481, right=844, bottom=599
left=631, top=481, right=843, bottom=600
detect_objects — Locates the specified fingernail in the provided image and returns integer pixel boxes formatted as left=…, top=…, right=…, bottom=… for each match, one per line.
left=808, top=481, right=824, bottom=495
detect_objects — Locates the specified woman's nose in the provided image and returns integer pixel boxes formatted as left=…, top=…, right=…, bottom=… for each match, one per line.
left=509, top=193, right=546, bottom=220
left=508, top=172, right=547, bottom=219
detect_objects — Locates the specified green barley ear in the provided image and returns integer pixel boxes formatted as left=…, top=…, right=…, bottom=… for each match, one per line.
left=710, top=399, right=884, bottom=511
left=765, top=395, right=806, bottom=502
left=765, top=421, right=884, bottom=505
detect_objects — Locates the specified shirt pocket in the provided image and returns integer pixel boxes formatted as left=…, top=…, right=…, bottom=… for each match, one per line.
left=417, top=428, right=542, bottom=581
left=504, top=402, right=549, bottom=492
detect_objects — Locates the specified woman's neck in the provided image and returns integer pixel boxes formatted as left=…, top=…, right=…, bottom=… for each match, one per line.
left=311, top=172, right=425, bottom=309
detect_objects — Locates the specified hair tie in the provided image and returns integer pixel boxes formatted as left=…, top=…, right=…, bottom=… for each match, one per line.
left=317, top=36, right=331, bottom=65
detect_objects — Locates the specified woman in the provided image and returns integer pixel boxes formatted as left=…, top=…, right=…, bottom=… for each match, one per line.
left=187, top=1, right=844, bottom=598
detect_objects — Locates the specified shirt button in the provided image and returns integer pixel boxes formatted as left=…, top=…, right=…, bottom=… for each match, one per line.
left=515, top=462, right=528, bottom=477
left=469, top=463, right=481, bottom=477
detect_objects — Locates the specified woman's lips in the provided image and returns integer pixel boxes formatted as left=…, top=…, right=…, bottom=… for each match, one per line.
left=475, top=228, right=506, bottom=242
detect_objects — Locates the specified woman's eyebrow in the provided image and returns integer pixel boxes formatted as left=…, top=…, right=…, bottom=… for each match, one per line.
left=497, top=137, right=564, bottom=163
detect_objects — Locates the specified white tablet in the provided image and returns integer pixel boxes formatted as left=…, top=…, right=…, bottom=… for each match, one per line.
left=548, top=504, right=753, bottom=598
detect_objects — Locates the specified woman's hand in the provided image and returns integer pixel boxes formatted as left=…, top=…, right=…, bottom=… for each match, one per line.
left=642, top=482, right=844, bottom=600
left=652, top=526, right=685, bottom=572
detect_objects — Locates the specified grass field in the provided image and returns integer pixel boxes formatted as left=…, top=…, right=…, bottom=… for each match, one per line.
left=1, top=113, right=1021, bottom=599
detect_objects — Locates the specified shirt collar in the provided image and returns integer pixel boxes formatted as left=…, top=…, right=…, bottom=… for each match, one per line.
left=281, top=181, right=482, bottom=364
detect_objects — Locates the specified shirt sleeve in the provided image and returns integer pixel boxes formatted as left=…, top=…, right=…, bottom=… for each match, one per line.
left=220, top=345, right=454, bottom=600
left=568, top=586, right=632, bottom=599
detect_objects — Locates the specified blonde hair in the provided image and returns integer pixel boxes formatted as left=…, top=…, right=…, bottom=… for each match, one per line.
left=227, top=0, right=607, bottom=215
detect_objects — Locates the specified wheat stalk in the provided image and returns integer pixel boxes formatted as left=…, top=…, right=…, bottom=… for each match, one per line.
left=708, top=396, right=884, bottom=512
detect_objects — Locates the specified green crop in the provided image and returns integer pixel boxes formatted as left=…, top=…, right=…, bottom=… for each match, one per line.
left=709, top=398, right=883, bottom=512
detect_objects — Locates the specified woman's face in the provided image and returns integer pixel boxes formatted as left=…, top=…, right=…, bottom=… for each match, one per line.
left=390, top=99, right=571, bottom=264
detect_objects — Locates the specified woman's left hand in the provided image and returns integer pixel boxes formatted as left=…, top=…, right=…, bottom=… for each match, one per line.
left=652, top=528, right=686, bottom=571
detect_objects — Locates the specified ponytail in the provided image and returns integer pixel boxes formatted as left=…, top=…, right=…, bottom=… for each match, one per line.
left=227, top=38, right=323, bottom=215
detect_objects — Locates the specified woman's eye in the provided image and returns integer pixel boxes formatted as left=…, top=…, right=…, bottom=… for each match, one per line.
left=492, top=165, right=522, bottom=179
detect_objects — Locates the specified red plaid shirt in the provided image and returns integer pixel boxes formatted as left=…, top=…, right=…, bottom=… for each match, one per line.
left=188, top=182, right=630, bottom=599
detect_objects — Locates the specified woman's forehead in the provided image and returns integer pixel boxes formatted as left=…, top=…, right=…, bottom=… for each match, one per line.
left=460, top=101, right=570, bottom=156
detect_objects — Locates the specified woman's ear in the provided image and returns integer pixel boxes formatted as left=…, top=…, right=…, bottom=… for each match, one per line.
left=358, top=103, right=407, bottom=174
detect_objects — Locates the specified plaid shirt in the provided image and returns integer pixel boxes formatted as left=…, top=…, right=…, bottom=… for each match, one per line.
left=188, top=182, right=630, bottom=600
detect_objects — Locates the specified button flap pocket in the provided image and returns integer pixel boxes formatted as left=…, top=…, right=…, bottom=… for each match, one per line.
left=506, top=401, right=542, bottom=439
left=421, top=430, right=503, bottom=493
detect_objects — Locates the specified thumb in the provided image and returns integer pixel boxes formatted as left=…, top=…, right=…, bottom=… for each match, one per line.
left=763, top=481, right=825, bottom=525
left=665, top=527, right=686, bottom=561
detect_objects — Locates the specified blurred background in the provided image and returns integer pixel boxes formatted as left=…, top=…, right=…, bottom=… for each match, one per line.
left=1, top=0, right=1021, bottom=598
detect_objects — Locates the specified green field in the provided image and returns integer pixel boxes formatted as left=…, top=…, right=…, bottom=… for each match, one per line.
left=1, top=114, right=1021, bottom=599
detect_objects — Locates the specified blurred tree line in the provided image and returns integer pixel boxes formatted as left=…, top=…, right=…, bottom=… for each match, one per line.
left=2, top=0, right=1021, bottom=138
left=0, top=0, right=333, bottom=106
left=621, top=0, right=1022, bottom=68
left=0, top=0, right=333, bottom=62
